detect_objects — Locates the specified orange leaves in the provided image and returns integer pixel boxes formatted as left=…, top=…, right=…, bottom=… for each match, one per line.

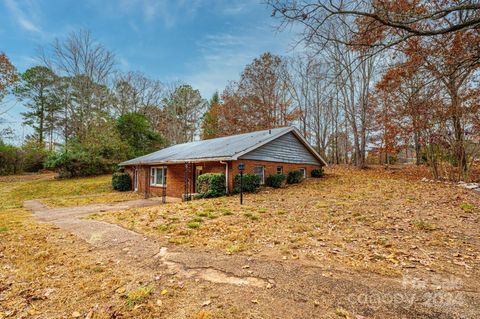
left=214, top=53, right=300, bottom=137
left=0, top=52, right=18, bottom=93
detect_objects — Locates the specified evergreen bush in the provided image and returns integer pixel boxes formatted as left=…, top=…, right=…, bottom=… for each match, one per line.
left=233, top=174, right=261, bottom=193
left=287, top=170, right=303, bottom=184
left=265, top=173, right=286, bottom=188
left=311, top=168, right=325, bottom=178
left=112, top=172, right=132, bottom=191
left=196, top=173, right=226, bottom=198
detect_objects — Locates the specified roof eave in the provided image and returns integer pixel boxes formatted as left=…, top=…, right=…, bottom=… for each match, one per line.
left=119, top=157, right=233, bottom=166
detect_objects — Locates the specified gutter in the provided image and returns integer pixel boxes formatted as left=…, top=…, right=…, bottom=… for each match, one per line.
left=219, top=160, right=229, bottom=194
left=119, top=157, right=233, bottom=167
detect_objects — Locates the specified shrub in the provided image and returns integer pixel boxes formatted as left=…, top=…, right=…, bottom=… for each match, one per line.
left=287, top=170, right=303, bottom=184
left=196, top=173, right=226, bottom=198
left=45, top=145, right=116, bottom=178
left=311, top=168, right=324, bottom=178
left=0, top=143, right=22, bottom=175
left=265, top=173, right=286, bottom=188
left=112, top=172, right=132, bottom=191
left=22, top=141, right=50, bottom=172
left=233, top=174, right=261, bottom=193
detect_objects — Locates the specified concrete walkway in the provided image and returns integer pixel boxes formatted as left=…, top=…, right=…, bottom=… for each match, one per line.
left=24, top=199, right=480, bottom=318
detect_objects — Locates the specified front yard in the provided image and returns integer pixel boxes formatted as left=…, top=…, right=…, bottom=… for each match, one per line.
left=1, top=166, right=479, bottom=318
left=95, top=166, right=480, bottom=279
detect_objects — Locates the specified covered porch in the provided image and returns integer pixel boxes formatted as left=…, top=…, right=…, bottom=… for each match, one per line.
left=126, top=160, right=230, bottom=201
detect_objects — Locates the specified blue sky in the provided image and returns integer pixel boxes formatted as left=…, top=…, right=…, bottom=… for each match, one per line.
left=1, top=0, right=301, bottom=143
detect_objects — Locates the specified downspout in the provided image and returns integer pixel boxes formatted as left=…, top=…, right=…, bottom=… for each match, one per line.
left=220, top=161, right=229, bottom=194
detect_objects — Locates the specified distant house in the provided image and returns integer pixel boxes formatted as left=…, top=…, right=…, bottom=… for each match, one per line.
left=119, top=127, right=327, bottom=199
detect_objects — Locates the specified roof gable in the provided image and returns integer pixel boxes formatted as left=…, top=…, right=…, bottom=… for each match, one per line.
left=239, top=131, right=321, bottom=165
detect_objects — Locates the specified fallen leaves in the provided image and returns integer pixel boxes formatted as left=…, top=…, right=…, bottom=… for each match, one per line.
left=97, top=166, right=479, bottom=278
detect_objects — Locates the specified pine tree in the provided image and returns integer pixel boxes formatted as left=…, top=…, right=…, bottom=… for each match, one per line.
left=201, top=91, right=220, bottom=140
left=16, top=66, right=60, bottom=146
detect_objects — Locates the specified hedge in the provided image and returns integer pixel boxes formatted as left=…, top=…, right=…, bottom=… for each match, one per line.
left=265, top=173, right=286, bottom=188
left=287, top=170, right=303, bottom=184
left=112, top=172, right=132, bottom=191
left=311, top=168, right=324, bottom=178
left=196, top=173, right=226, bottom=198
left=233, top=173, right=261, bottom=193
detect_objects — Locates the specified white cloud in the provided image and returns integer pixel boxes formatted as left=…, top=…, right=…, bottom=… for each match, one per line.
left=3, top=0, right=42, bottom=33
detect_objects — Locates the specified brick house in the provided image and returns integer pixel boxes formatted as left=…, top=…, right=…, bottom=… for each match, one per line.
left=119, top=127, right=327, bottom=200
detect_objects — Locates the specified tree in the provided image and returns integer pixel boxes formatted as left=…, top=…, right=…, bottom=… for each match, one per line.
left=201, top=92, right=221, bottom=139
left=40, top=30, right=116, bottom=143
left=268, top=0, right=480, bottom=53
left=15, top=66, right=60, bottom=145
left=112, top=71, right=164, bottom=116
left=0, top=52, right=18, bottom=114
left=116, top=112, right=164, bottom=156
left=162, top=84, right=206, bottom=144
left=218, top=52, right=300, bottom=136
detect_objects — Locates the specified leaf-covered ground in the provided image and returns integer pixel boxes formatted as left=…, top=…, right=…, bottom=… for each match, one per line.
left=96, top=166, right=480, bottom=280
left=1, top=208, right=239, bottom=319
left=1, top=166, right=479, bottom=318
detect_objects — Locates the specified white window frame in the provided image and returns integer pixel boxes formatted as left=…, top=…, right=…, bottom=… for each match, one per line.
left=254, top=166, right=265, bottom=184
left=150, top=167, right=167, bottom=187
left=299, top=167, right=306, bottom=178
left=276, top=166, right=283, bottom=174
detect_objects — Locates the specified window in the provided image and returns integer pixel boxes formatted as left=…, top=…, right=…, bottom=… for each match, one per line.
left=253, top=166, right=265, bottom=184
left=150, top=167, right=167, bottom=186
left=299, top=168, right=306, bottom=178
left=277, top=166, right=283, bottom=174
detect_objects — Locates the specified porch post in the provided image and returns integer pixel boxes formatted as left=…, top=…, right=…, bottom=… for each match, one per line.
left=144, top=166, right=149, bottom=199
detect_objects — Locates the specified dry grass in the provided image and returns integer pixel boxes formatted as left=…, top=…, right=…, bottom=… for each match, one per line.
left=96, top=166, right=480, bottom=278
left=0, top=174, right=140, bottom=209
left=0, top=208, right=158, bottom=318
left=41, top=192, right=142, bottom=208
left=1, top=166, right=479, bottom=318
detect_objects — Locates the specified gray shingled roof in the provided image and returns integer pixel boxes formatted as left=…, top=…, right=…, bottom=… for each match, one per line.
left=119, top=126, right=326, bottom=166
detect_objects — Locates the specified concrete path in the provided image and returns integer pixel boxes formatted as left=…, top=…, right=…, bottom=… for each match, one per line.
left=24, top=199, right=480, bottom=318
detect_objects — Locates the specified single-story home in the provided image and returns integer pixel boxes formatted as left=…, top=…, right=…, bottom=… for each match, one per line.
left=119, top=126, right=327, bottom=200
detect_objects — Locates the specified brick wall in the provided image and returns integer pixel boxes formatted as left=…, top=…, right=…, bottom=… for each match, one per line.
left=227, top=160, right=321, bottom=192
left=124, top=160, right=322, bottom=198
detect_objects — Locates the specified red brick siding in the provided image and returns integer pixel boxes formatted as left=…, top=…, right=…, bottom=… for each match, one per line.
left=227, top=160, right=321, bottom=191
left=125, top=159, right=322, bottom=198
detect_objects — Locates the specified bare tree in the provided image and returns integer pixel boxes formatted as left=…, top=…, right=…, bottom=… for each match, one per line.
left=268, top=0, right=480, bottom=52
left=41, top=29, right=115, bottom=84
left=112, top=71, right=165, bottom=116
left=40, top=29, right=116, bottom=142
left=326, top=26, right=378, bottom=168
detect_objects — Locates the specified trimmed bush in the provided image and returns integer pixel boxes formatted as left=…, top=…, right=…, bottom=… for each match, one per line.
left=196, top=173, right=226, bottom=198
left=112, top=172, right=132, bottom=191
left=265, top=173, right=286, bottom=188
left=233, top=174, right=261, bottom=193
left=287, top=170, right=303, bottom=184
left=311, top=168, right=324, bottom=178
